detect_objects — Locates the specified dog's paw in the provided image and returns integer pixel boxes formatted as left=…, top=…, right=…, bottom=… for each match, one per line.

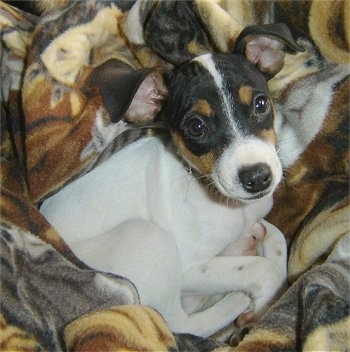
left=235, top=310, right=256, bottom=327
left=220, top=222, right=266, bottom=257
left=260, top=219, right=287, bottom=278
left=246, top=222, right=266, bottom=256
left=225, top=311, right=256, bottom=346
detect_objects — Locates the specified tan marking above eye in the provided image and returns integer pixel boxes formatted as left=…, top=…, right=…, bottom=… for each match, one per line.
left=192, top=99, right=213, bottom=117
left=172, top=132, right=216, bottom=175
left=238, top=86, right=253, bottom=106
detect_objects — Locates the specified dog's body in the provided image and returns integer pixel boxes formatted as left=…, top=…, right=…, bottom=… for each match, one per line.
left=41, top=136, right=286, bottom=337
left=41, top=27, right=302, bottom=337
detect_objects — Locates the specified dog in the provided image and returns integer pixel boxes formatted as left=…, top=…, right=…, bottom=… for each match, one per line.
left=40, top=24, right=302, bottom=337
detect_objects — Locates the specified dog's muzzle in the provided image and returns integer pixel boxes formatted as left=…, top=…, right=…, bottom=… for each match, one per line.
left=212, top=138, right=282, bottom=202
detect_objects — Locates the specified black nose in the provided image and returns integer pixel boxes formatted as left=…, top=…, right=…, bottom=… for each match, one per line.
left=238, top=163, right=272, bottom=193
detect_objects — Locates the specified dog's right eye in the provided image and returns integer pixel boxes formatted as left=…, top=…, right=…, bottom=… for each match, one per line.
left=254, top=95, right=270, bottom=115
left=186, top=117, right=207, bottom=138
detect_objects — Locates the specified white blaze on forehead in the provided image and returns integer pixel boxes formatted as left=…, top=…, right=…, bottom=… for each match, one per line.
left=193, top=54, right=238, bottom=135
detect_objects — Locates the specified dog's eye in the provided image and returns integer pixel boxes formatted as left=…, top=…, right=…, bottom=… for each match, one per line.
left=254, top=95, right=270, bottom=115
left=186, top=117, right=207, bottom=137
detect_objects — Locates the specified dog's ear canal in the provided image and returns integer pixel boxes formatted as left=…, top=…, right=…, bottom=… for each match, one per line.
left=84, top=58, right=168, bottom=124
left=123, top=69, right=168, bottom=124
left=234, top=23, right=304, bottom=79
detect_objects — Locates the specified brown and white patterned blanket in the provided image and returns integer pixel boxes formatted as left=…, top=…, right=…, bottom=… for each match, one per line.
left=1, top=1, right=349, bottom=351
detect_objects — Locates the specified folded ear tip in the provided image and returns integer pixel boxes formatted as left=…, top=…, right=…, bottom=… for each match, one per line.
left=292, top=43, right=305, bottom=53
left=235, top=23, right=304, bottom=54
left=271, top=23, right=305, bottom=52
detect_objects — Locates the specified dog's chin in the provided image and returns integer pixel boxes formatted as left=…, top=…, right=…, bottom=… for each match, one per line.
left=214, top=182, right=274, bottom=205
left=235, top=190, right=272, bottom=204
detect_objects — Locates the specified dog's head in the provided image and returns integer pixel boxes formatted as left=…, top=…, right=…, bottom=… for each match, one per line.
left=93, top=24, right=302, bottom=203
left=160, top=52, right=281, bottom=202
left=158, top=24, right=302, bottom=202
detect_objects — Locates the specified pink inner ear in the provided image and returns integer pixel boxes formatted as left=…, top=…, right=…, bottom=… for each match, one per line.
left=245, top=37, right=286, bottom=76
left=125, top=72, right=168, bottom=123
left=245, top=42, right=263, bottom=64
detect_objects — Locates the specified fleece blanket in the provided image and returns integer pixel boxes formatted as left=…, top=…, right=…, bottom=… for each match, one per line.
left=0, top=1, right=349, bottom=351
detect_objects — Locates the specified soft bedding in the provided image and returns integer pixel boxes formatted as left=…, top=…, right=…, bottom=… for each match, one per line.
left=0, top=1, right=349, bottom=351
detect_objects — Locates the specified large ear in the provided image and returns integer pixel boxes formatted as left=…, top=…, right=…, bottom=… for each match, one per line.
left=124, top=69, right=168, bottom=123
left=84, top=59, right=167, bottom=123
left=234, top=23, right=304, bottom=79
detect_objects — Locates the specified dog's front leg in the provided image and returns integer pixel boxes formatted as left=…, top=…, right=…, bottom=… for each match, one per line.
left=183, top=220, right=287, bottom=318
left=183, top=254, right=285, bottom=319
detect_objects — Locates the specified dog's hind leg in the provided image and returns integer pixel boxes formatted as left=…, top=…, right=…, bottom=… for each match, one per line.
left=69, top=219, right=182, bottom=314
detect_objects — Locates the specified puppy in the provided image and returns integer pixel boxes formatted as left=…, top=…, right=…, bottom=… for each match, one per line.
left=41, top=25, right=302, bottom=337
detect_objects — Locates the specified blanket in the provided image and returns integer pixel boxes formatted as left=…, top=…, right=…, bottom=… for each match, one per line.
left=0, top=1, right=349, bottom=351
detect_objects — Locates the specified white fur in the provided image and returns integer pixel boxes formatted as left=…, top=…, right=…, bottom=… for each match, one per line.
left=41, top=136, right=286, bottom=337
left=194, top=54, right=235, bottom=124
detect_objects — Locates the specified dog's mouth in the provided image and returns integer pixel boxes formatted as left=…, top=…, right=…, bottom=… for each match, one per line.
left=195, top=171, right=274, bottom=204
left=211, top=162, right=282, bottom=203
left=212, top=177, right=276, bottom=204
left=235, top=190, right=272, bottom=203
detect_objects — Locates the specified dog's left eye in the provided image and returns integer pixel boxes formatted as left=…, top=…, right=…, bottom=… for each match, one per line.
left=186, top=117, right=207, bottom=138
left=254, top=95, right=270, bottom=115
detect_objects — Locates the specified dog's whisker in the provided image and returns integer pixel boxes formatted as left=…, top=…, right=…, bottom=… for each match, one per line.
left=185, top=174, right=200, bottom=198
left=274, top=100, right=300, bottom=111
left=282, top=167, right=293, bottom=176
left=276, top=135, right=299, bottom=144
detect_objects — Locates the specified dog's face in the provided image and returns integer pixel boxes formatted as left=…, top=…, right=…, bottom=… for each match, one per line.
left=161, top=53, right=282, bottom=202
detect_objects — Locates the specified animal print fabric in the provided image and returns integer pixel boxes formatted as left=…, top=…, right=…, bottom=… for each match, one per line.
left=0, top=0, right=349, bottom=351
